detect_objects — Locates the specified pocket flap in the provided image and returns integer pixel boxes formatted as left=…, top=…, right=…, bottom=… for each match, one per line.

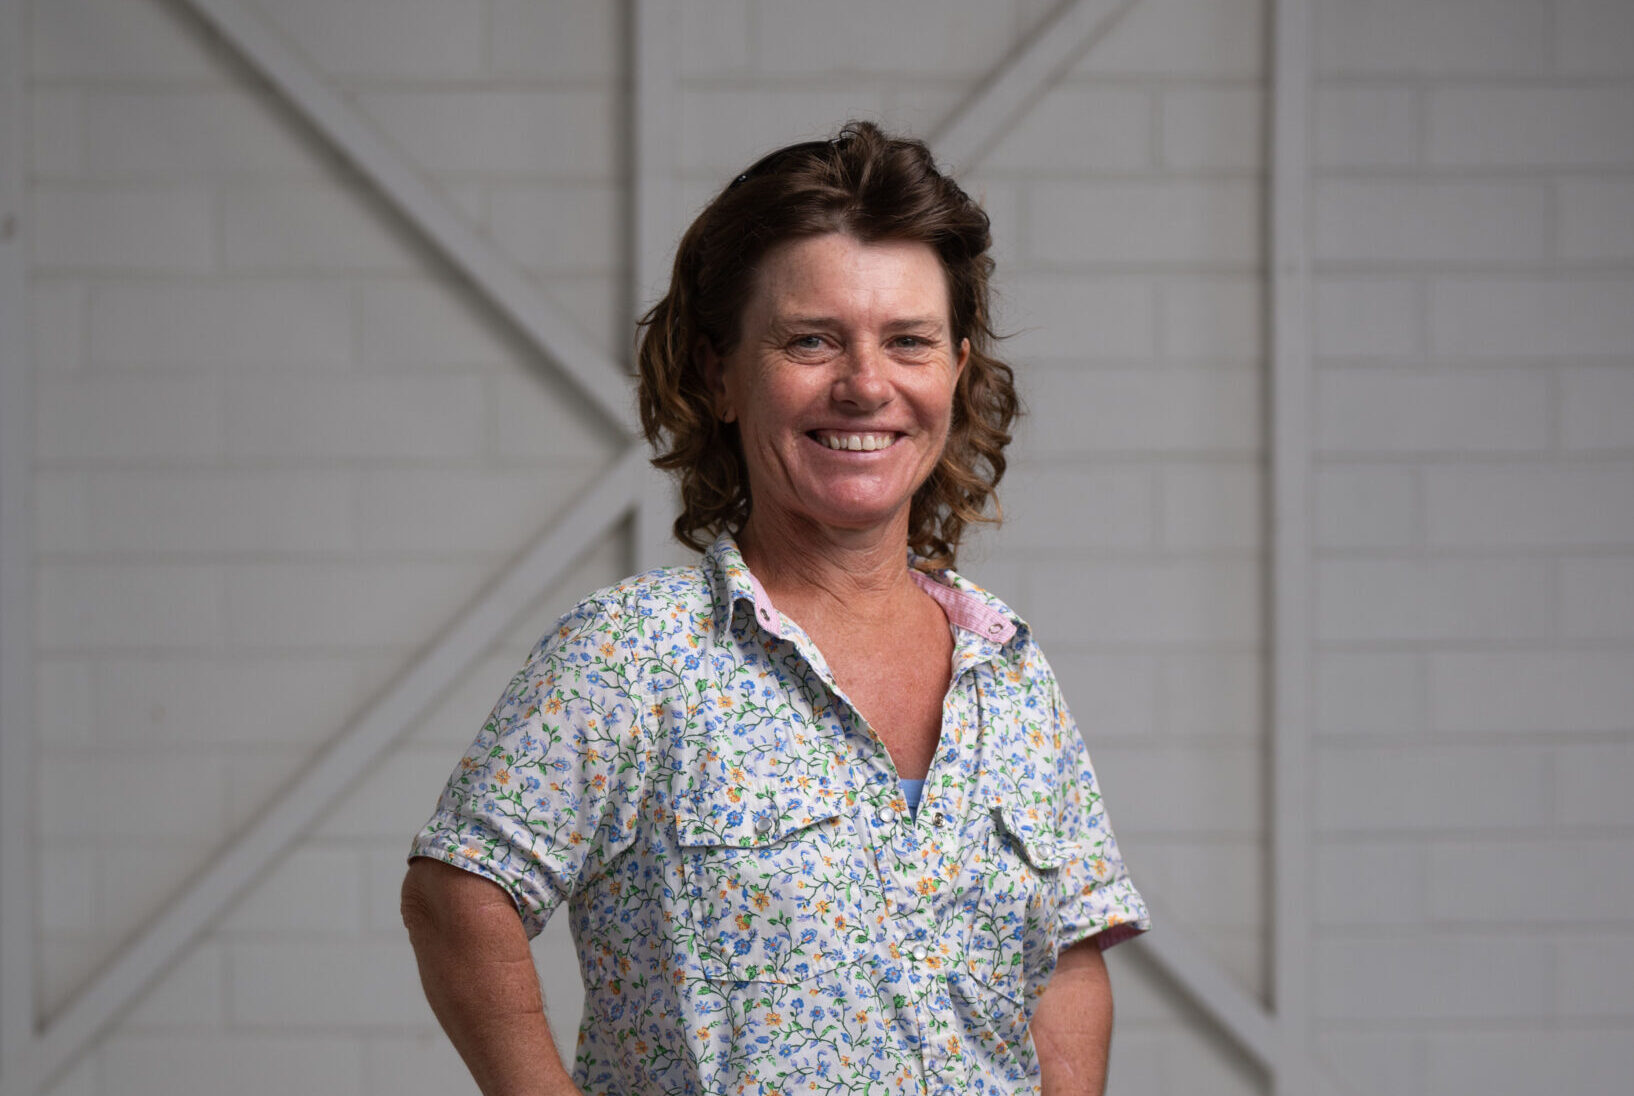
left=674, top=781, right=843, bottom=848
left=991, top=798, right=1068, bottom=872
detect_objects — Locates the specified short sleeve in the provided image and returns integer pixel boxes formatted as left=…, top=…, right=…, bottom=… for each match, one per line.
left=1050, top=679, right=1151, bottom=952
left=407, top=594, right=653, bottom=938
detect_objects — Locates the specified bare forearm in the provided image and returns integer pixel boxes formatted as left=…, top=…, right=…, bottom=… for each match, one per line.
left=403, top=858, right=581, bottom=1096
left=1031, top=940, right=1114, bottom=1096
left=414, top=941, right=572, bottom=1096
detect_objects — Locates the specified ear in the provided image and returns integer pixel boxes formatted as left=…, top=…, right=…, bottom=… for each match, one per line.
left=697, top=338, right=736, bottom=423
left=954, top=337, right=970, bottom=381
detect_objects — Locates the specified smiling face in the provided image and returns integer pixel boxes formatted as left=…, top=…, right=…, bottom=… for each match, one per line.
left=704, top=233, right=969, bottom=547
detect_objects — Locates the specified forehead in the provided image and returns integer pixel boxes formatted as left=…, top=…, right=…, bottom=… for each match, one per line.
left=746, top=234, right=952, bottom=325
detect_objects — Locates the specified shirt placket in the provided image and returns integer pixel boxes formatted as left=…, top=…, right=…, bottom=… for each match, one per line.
left=859, top=632, right=1008, bottom=1095
left=921, top=632, right=1007, bottom=1095
left=741, top=584, right=1014, bottom=1095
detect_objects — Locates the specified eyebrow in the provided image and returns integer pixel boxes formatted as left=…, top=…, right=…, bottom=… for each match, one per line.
left=770, top=315, right=948, bottom=332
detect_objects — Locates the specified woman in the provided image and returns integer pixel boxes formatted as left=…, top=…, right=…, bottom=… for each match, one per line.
left=403, top=121, right=1148, bottom=1096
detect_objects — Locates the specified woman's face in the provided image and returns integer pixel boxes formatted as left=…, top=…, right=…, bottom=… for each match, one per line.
left=705, top=233, right=969, bottom=542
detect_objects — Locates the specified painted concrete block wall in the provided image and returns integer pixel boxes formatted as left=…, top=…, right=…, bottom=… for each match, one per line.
left=22, top=2, right=1267, bottom=1095
left=25, top=3, right=629, bottom=1094
left=1310, top=0, right=1634, bottom=1092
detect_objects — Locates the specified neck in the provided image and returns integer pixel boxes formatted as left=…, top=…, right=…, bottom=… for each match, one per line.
left=736, top=509, right=919, bottom=626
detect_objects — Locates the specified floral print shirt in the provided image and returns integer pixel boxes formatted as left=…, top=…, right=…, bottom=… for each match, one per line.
left=409, top=535, right=1148, bottom=1095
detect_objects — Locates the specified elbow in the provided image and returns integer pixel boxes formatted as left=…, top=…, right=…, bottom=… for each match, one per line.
left=401, top=856, right=525, bottom=947
left=400, top=858, right=443, bottom=945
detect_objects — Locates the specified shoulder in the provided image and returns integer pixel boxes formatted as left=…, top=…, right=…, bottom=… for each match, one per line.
left=919, top=564, right=1066, bottom=708
left=521, top=563, right=714, bottom=667
left=910, top=559, right=1044, bottom=660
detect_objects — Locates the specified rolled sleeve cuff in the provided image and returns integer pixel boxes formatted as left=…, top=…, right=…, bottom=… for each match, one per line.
left=1058, top=876, right=1152, bottom=954
left=407, top=809, right=564, bottom=939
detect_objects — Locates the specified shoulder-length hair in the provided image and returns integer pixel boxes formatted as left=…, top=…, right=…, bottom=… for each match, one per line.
left=636, top=120, right=1019, bottom=567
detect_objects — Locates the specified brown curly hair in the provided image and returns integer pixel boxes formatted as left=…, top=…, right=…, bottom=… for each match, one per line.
left=636, top=120, right=1019, bottom=567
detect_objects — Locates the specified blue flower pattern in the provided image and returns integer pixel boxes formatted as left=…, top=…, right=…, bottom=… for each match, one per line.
left=410, top=535, right=1148, bottom=1095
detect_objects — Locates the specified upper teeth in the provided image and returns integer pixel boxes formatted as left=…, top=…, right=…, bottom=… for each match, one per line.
left=820, top=433, right=895, bottom=451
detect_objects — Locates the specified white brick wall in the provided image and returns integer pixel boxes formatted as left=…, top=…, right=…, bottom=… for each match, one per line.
left=1314, top=179, right=1550, bottom=264
left=260, top=0, right=488, bottom=80
left=32, top=186, right=217, bottom=271
left=29, top=0, right=237, bottom=82
left=89, top=282, right=354, bottom=370
left=1315, top=0, right=1552, bottom=76
left=1426, top=86, right=1634, bottom=167
left=1317, top=368, right=1552, bottom=453
left=80, top=90, right=323, bottom=179
left=1311, top=1, right=1634, bottom=1091
left=1562, top=558, right=1634, bottom=639
left=1029, top=181, right=1261, bottom=266
left=1066, top=0, right=1264, bottom=77
left=355, top=90, right=619, bottom=178
left=1430, top=279, right=1634, bottom=358
left=19, top=0, right=637, bottom=1066
left=20, top=1, right=1633, bottom=1094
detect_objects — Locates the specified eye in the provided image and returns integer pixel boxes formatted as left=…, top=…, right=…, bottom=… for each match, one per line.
left=786, top=334, right=832, bottom=358
left=890, top=334, right=939, bottom=356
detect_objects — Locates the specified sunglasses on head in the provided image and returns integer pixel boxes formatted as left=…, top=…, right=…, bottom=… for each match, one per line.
left=728, top=136, right=849, bottom=190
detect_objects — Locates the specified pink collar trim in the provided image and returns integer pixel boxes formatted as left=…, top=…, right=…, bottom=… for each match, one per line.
left=741, top=568, right=1016, bottom=646
left=744, top=571, right=784, bottom=639
left=909, top=569, right=1017, bottom=643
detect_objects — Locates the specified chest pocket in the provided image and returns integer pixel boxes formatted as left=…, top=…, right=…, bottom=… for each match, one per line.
left=673, top=781, right=867, bottom=983
left=962, top=794, right=1069, bottom=1008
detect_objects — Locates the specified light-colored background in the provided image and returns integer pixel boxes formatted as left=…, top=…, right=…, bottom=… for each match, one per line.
left=1, top=1, right=1631, bottom=1094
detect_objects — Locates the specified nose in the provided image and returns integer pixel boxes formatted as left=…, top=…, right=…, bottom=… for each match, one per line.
left=831, top=345, right=891, bottom=410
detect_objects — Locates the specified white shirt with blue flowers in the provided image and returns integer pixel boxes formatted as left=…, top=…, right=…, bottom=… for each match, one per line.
left=410, top=534, right=1148, bottom=1095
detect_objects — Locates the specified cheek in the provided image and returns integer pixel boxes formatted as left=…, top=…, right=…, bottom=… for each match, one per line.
left=925, top=385, right=959, bottom=438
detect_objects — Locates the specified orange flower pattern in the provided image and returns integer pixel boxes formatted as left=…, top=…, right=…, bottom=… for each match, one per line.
left=411, top=536, right=1147, bottom=1094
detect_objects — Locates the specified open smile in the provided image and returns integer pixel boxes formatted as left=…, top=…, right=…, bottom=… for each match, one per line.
left=808, top=430, right=901, bottom=452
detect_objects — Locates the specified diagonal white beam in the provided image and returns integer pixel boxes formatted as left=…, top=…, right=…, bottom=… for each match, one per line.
left=930, top=0, right=1139, bottom=173
left=1138, top=905, right=1279, bottom=1071
left=8, top=444, right=647, bottom=1096
left=182, top=0, right=638, bottom=436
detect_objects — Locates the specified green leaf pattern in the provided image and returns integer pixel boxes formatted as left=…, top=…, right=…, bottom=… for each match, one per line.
left=410, top=536, right=1148, bottom=1095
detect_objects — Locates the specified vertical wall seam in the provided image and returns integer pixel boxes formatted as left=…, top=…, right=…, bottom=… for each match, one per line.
left=631, top=0, right=681, bottom=573
left=1270, top=1, right=1316, bottom=1093
left=0, top=0, right=40, bottom=1081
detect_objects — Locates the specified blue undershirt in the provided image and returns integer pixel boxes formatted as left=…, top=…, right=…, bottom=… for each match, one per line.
left=899, top=778, right=926, bottom=817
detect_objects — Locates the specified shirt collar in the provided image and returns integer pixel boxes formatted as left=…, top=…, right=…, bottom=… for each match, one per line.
left=908, top=565, right=1018, bottom=644
left=704, top=532, right=1023, bottom=646
left=704, top=532, right=784, bottom=640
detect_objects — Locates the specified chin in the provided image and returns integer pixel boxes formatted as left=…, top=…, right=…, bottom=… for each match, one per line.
left=799, top=497, right=914, bottom=535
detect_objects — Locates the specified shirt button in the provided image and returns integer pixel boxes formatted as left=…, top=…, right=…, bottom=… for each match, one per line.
left=874, top=805, right=894, bottom=826
left=754, top=815, right=774, bottom=836
left=933, top=811, right=946, bottom=827
left=910, top=944, right=929, bottom=962
left=986, top=621, right=1004, bottom=635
